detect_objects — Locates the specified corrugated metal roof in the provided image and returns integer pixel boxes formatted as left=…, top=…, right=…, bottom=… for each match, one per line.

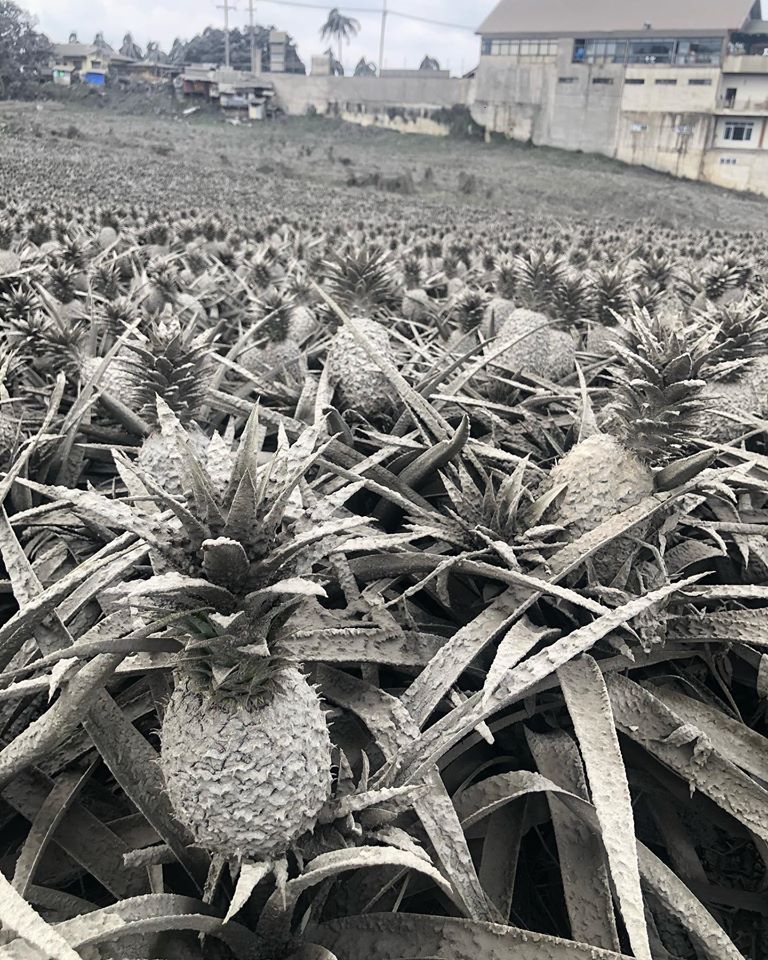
left=53, top=43, right=98, bottom=57
left=477, top=0, right=756, bottom=37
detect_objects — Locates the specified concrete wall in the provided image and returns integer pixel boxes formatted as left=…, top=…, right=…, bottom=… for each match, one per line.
left=267, top=73, right=471, bottom=116
left=470, top=53, right=625, bottom=155
left=720, top=73, right=768, bottom=110
left=615, top=111, right=713, bottom=180
left=702, top=148, right=768, bottom=192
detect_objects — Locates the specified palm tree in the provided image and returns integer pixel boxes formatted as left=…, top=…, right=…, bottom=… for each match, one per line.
left=320, top=8, right=360, bottom=70
left=120, top=32, right=143, bottom=60
left=354, top=57, right=376, bottom=76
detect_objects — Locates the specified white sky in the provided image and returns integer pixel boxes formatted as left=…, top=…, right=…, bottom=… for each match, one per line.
left=24, top=0, right=495, bottom=76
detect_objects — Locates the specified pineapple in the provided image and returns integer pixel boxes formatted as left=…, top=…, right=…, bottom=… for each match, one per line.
left=489, top=308, right=576, bottom=382
left=536, top=314, right=706, bottom=579
left=162, top=662, right=331, bottom=859
left=0, top=250, right=21, bottom=278
left=326, top=317, right=394, bottom=419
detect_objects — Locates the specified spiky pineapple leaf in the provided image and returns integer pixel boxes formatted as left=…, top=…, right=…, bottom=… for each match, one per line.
left=557, top=655, right=650, bottom=960
left=0, top=869, right=81, bottom=960
left=606, top=674, right=768, bottom=845
left=526, top=728, right=620, bottom=952
left=257, top=846, right=455, bottom=943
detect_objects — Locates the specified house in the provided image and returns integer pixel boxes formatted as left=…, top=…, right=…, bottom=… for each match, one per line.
left=177, top=65, right=274, bottom=117
left=472, top=0, right=768, bottom=195
left=51, top=42, right=135, bottom=85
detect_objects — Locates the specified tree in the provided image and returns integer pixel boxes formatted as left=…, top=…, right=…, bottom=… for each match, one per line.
left=323, top=47, right=343, bottom=76
left=320, top=8, right=360, bottom=70
left=182, top=25, right=305, bottom=73
left=119, top=32, right=143, bottom=60
left=145, top=41, right=164, bottom=64
left=353, top=56, right=375, bottom=76
left=68, top=31, right=77, bottom=43
left=168, top=37, right=187, bottom=64
left=419, top=55, right=440, bottom=71
left=0, top=1, right=52, bottom=99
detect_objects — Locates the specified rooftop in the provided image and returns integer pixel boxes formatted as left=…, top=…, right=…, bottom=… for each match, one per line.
left=53, top=43, right=98, bottom=57
left=477, top=0, right=757, bottom=37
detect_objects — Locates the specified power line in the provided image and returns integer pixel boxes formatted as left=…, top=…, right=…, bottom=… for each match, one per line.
left=253, top=0, right=476, bottom=31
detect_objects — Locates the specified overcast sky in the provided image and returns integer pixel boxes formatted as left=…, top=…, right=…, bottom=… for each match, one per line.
left=24, top=0, right=494, bottom=76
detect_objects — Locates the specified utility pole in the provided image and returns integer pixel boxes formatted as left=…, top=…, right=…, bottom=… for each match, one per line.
left=378, top=0, right=387, bottom=75
left=247, top=0, right=257, bottom=73
left=216, top=0, right=236, bottom=68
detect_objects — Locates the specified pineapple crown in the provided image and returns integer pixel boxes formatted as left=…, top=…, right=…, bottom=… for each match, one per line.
left=589, top=265, right=632, bottom=326
left=452, top=289, right=487, bottom=334
left=252, top=287, right=295, bottom=343
left=321, top=245, right=400, bottom=316
left=120, top=315, right=214, bottom=427
left=695, top=298, right=768, bottom=381
left=606, top=311, right=707, bottom=465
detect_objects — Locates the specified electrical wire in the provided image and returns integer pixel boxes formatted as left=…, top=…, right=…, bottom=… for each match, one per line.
left=253, top=0, right=477, bottom=31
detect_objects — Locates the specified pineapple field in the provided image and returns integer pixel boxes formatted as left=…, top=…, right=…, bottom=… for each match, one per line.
left=1, top=99, right=768, bottom=960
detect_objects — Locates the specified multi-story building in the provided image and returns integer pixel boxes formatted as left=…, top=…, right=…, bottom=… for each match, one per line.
left=472, top=0, right=768, bottom=195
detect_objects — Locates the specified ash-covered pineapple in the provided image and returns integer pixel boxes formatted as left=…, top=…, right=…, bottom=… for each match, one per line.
left=322, top=246, right=399, bottom=419
left=537, top=314, right=707, bottom=578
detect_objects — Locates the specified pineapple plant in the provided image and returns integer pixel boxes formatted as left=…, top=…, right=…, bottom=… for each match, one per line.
left=31, top=407, right=375, bottom=863
left=535, top=313, right=707, bottom=578
left=240, top=286, right=303, bottom=379
left=695, top=298, right=768, bottom=440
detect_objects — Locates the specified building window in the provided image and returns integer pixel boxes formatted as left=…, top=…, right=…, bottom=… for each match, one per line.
left=572, top=35, right=722, bottom=65
left=625, top=78, right=645, bottom=85
left=558, top=76, right=577, bottom=83
left=485, top=37, right=557, bottom=57
left=655, top=78, right=678, bottom=85
left=688, top=78, right=712, bottom=85
left=723, top=120, right=754, bottom=141
left=592, top=77, right=614, bottom=85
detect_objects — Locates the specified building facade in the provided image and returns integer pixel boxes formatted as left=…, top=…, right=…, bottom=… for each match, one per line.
left=472, top=0, right=768, bottom=195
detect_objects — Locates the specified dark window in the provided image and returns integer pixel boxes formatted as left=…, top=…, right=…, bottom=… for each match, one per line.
left=572, top=35, right=722, bottom=66
left=481, top=39, right=491, bottom=55
left=688, top=78, right=712, bottom=85
left=625, top=77, right=645, bottom=85
left=723, top=120, right=754, bottom=141
left=655, top=78, right=677, bottom=85
left=628, top=38, right=674, bottom=64
left=558, top=76, right=577, bottom=84
left=592, top=77, right=614, bottom=85
left=724, top=87, right=737, bottom=107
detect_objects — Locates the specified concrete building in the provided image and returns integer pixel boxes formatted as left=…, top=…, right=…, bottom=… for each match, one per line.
left=472, top=0, right=768, bottom=195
